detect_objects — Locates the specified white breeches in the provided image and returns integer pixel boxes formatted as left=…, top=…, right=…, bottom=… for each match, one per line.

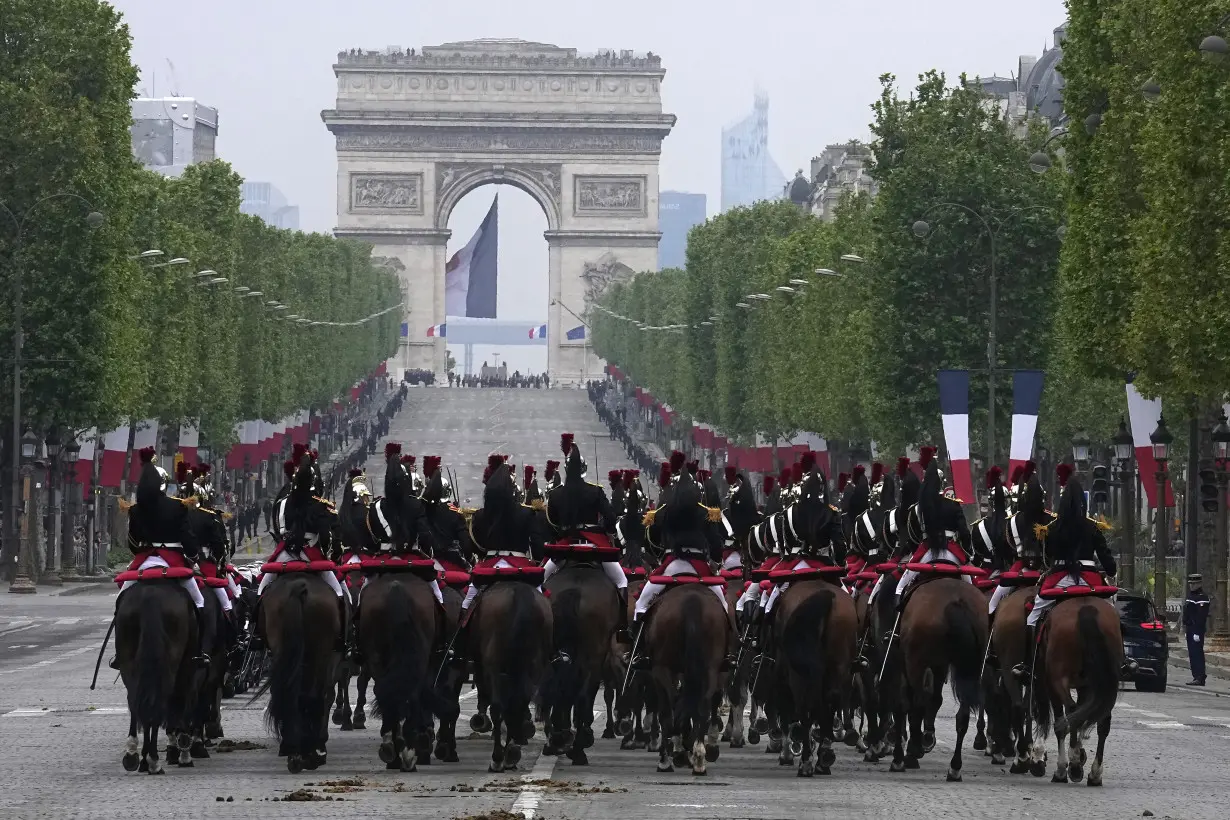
left=355, top=574, right=443, bottom=606
left=634, top=559, right=726, bottom=617
left=1027, top=575, right=1088, bottom=626
left=226, top=575, right=241, bottom=599
left=988, top=584, right=1012, bottom=615
left=868, top=573, right=887, bottom=605
left=765, top=559, right=823, bottom=614
left=120, top=555, right=204, bottom=608
left=736, top=582, right=761, bottom=610
left=256, top=548, right=346, bottom=599
left=895, top=547, right=971, bottom=596
left=212, top=586, right=233, bottom=612
left=722, top=552, right=742, bottom=571
left=542, top=557, right=628, bottom=590
left=461, top=558, right=541, bottom=609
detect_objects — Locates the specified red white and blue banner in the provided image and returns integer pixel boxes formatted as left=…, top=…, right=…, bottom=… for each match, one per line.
left=127, top=419, right=159, bottom=483
left=74, top=428, right=97, bottom=493
left=178, top=422, right=199, bottom=465
left=99, top=425, right=130, bottom=488
left=445, top=195, right=498, bottom=318
left=1125, top=381, right=1175, bottom=508
left=565, top=325, right=586, bottom=341
left=937, top=369, right=975, bottom=503
left=1008, top=370, right=1044, bottom=484
left=529, top=324, right=547, bottom=339
left=426, top=323, right=446, bottom=338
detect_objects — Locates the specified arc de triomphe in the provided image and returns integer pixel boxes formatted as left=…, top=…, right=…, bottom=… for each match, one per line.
left=322, top=39, right=676, bottom=383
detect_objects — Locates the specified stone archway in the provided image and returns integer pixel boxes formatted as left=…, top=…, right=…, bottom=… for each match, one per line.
left=323, top=39, right=676, bottom=384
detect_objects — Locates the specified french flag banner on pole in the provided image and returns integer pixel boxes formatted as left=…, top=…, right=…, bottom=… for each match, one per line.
left=426, top=323, right=446, bottom=338
left=98, top=425, right=130, bottom=488
left=529, top=324, right=547, bottom=339
left=74, top=428, right=97, bottom=496
left=565, top=325, right=586, bottom=341
left=178, top=422, right=199, bottom=465
left=1126, top=381, right=1175, bottom=508
left=937, top=369, right=975, bottom=503
left=1008, top=370, right=1044, bottom=484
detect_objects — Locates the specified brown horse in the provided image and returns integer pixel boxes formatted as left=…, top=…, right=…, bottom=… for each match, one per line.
left=259, top=574, right=341, bottom=773
left=644, top=583, right=728, bottom=775
left=359, top=572, right=442, bottom=771
left=989, top=584, right=1043, bottom=774
left=1031, top=597, right=1122, bottom=786
left=894, top=578, right=989, bottom=780
left=772, top=578, right=858, bottom=776
left=115, top=581, right=198, bottom=774
left=470, top=581, right=553, bottom=772
left=540, top=565, right=620, bottom=765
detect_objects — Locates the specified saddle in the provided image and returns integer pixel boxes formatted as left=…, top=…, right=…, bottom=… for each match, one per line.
left=196, top=559, right=231, bottom=590
left=114, top=565, right=196, bottom=583
left=1037, top=568, right=1117, bottom=600
left=470, top=563, right=545, bottom=587
left=768, top=561, right=845, bottom=583
left=903, top=560, right=989, bottom=578
left=437, top=558, right=472, bottom=587
left=623, top=565, right=648, bottom=580
left=358, top=553, right=440, bottom=582
left=543, top=531, right=621, bottom=562
left=750, top=555, right=783, bottom=581
left=648, top=574, right=727, bottom=587
left=261, top=543, right=335, bottom=575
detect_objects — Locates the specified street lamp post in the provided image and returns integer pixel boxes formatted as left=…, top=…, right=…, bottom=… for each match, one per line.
left=41, top=426, right=62, bottom=586
left=1150, top=415, right=1175, bottom=612
left=1112, top=418, right=1137, bottom=590
left=1071, top=430, right=1092, bottom=480
left=9, top=428, right=40, bottom=593
left=1210, top=412, right=1230, bottom=640
left=0, top=196, right=103, bottom=583
left=60, top=433, right=80, bottom=582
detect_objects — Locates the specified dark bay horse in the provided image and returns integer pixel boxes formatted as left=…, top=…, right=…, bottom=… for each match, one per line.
left=115, top=581, right=197, bottom=774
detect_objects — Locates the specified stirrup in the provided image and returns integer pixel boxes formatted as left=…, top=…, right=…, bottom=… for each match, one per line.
left=192, top=653, right=211, bottom=670
left=108, top=656, right=119, bottom=671
left=630, top=653, right=651, bottom=671
left=1011, top=663, right=1030, bottom=682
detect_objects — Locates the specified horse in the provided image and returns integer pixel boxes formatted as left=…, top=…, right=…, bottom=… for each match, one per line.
left=432, top=582, right=466, bottom=762
left=1031, top=596, right=1122, bottom=786
left=114, top=581, right=199, bottom=774
left=359, top=571, right=441, bottom=771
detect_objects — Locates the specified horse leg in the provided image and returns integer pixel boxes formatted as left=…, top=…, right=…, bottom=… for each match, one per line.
left=1067, top=723, right=1085, bottom=782
left=973, top=706, right=987, bottom=752
left=1051, top=698, right=1070, bottom=783
left=332, top=674, right=346, bottom=726
left=489, top=703, right=506, bottom=773
left=144, top=724, right=163, bottom=775
left=796, top=716, right=815, bottom=777
left=1087, top=715, right=1109, bottom=787
left=656, top=691, right=674, bottom=773
left=352, top=668, right=368, bottom=730
left=603, top=683, right=617, bottom=739
left=123, top=715, right=140, bottom=772
left=947, top=703, right=971, bottom=782
left=903, top=692, right=924, bottom=770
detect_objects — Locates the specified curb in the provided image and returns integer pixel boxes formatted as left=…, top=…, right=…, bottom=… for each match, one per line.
left=55, top=580, right=116, bottom=596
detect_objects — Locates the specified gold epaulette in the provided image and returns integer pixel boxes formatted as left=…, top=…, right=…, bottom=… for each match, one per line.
left=829, top=504, right=840, bottom=513
left=703, top=504, right=722, bottom=523
left=1090, top=515, right=1113, bottom=532
left=176, top=496, right=199, bottom=509
left=313, top=496, right=336, bottom=510
left=118, top=498, right=135, bottom=513
left=642, top=508, right=658, bottom=527
left=1034, top=522, right=1051, bottom=541
left=530, top=499, right=545, bottom=511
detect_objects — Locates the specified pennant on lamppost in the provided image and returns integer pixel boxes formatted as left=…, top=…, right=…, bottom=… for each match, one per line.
left=1008, top=370, right=1044, bottom=485
left=1125, top=381, right=1175, bottom=508
left=937, top=369, right=975, bottom=503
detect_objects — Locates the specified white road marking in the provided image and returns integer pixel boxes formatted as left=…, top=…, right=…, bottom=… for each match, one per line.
left=2, top=708, right=53, bottom=718
left=511, top=741, right=559, bottom=819
left=52, top=618, right=80, bottom=626
left=1191, top=715, right=1230, bottom=727
left=0, top=624, right=37, bottom=638
left=0, top=644, right=93, bottom=676
left=1138, top=721, right=1187, bottom=729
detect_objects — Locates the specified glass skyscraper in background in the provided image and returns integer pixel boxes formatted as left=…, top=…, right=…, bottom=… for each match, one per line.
left=658, top=191, right=707, bottom=270
left=240, top=181, right=300, bottom=230
left=720, top=89, right=786, bottom=212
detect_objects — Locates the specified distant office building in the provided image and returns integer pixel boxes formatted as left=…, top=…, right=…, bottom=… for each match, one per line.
left=720, top=90, right=786, bottom=212
left=658, top=191, right=706, bottom=269
left=241, top=181, right=300, bottom=230
left=129, top=97, right=219, bottom=178
left=783, top=142, right=879, bottom=222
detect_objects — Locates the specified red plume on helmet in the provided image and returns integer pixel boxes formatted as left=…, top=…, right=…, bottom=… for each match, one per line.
left=870, top=462, right=884, bottom=484
left=384, top=441, right=401, bottom=460
left=560, top=433, right=575, bottom=455
left=896, top=456, right=911, bottom=478
left=986, top=465, right=1003, bottom=488
left=423, top=455, right=441, bottom=476
left=800, top=450, right=817, bottom=474
left=293, top=441, right=310, bottom=463
left=919, top=446, right=936, bottom=469
left=525, top=465, right=536, bottom=487
left=283, top=459, right=296, bottom=479
left=1057, top=463, right=1074, bottom=487
left=1009, top=465, right=1025, bottom=487
left=400, top=454, right=416, bottom=467
left=657, top=461, right=671, bottom=489
left=545, top=460, right=559, bottom=481
left=852, top=464, right=866, bottom=482
left=669, top=450, right=686, bottom=474
left=175, top=461, right=191, bottom=484
left=763, top=475, right=776, bottom=495
left=198, top=463, right=211, bottom=476
left=791, top=462, right=803, bottom=484
left=139, top=446, right=156, bottom=464
left=488, top=454, right=504, bottom=470
left=622, top=469, right=636, bottom=490
left=837, top=472, right=849, bottom=492
left=608, top=469, right=622, bottom=484
left=348, top=468, right=363, bottom=478
left=724, top=465, right=737, bottom=486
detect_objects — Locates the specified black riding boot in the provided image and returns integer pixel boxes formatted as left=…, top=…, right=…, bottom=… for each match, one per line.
left=615, top=587, right=631, bottom=643
left=349, top=599, right=363, bottom=665
left=1012, top=623, right=1037, bottom=682
left=191, top=607, right=212, bottom=669
left=336, top=595, right=350, bottom=655
left=629, top=616, right=650, bottom=670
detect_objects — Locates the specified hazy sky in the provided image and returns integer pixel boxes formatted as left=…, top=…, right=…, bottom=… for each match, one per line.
left=114, top=0, right=1066, bottom=373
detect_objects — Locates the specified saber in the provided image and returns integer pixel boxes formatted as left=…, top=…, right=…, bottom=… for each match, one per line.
left=91, top=616, right=116, bottom=691
left=876, top=611, right=902, bottom=687
left=619, top=626, right=643, bottom=698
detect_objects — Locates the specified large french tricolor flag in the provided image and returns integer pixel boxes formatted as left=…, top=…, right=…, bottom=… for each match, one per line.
left=178, top=422, right=199, bottom=465
left=98, top=425, right=130, bottom=488
left=74, top=428, right=97, bottom=494
left=445, top=194, right=498, bottom=318
left=937, top=369, right=975, bottom=503
left=529, top=324, right=547, bottom=339
left=426, top=323, right=446, bottom=338
left=1126, top=382, right=1175, bottom=508
left=1008, top=370, right=1044, bottom=485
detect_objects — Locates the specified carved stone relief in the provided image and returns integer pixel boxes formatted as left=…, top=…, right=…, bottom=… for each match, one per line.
left=574, top=176, right=646, bottom=216
left=337, top=131, right=663, bottom=155
left=350, top=173, right=423, bottom=213
left=435, top=162, right=562, bottom=208
left=370, top=255, right=406, bottom=273
left=580, top=251, right=637, bottom=306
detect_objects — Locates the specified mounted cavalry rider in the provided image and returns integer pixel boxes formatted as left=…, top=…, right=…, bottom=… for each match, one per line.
left=181, top=461, right=238, bottom=645
left=541, top=433, right=627, bottom=638
left=630, top=465, right=730, bottom=669
left=543, top=459, right=562, bottom=493
left=893, top=447, right=978, bottom=602
left=1015, top=464, right=1130, bottom=680
left=111, top=447, right=209, bottom=669
left=419, top=454, right=474, bottom=574
left=985, top=462, right=1044, bottom=619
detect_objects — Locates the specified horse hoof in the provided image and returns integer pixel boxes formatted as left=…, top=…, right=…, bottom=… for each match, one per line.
left=149, top=765, right=165, bottom=775
left=1009, top=760, right=1029, bottom=774
left=747, top=729, right=760, bottom=745
left=820, top=748, right=836, bottom=768
left=504, top=745, right=522, bottom=768
left=972, top=735, right=986, bottom=751
left=470, top=714, right=486, bottom=732
left=287, top=755, right=304, bottom=774
left=1051, top=772, right=1068, bottom=784
left=189, top=741, right=210, bottom=759
left=705, top=744, right=720, bottom=763
left=1087, top=775, right=1102, bottom=787
left=729, top=738, right=745, bottom=749
left=904, top=757, right=920, bottom=770
left=379, top=742, right=395, bottom=764
left=691, top=767, right=707, bottom=776
left=1030, top=760, right=1048, bottom=778
left=992, top=754, right=1007, bottom=765
left=386, top=760, right=401, bottom=770
left=137, top=758, right=149, bottom=773
left=205, top=723, right=223, bottom=740
left=523, top=720, right=537, bottom=739
left=446, top=750, right=459, bottom=763
left=1069, top=765, right=1084, bottom=783
left=656, top=762, right=674, bottom=773
left=1078, top=748, right=1088, bottom=765
left=673, top=752, right=689, bottom=768
left=222, top=680, right=235, bottom=699
left=921, top=732, right=936, bottom=754
left=844, top=732, right=859, bottom=747
left=277, top=740, right=288, bottom=757
left=797, top=761, right=814, bottom=778
left=818, top=765, right=831, bottom=775
left=331, top=708, right=344, bottom=726
left=567, top=748, right=589, bottom=766
left=889, top=760, right=906, bottom=773
left=788, top=741, right=803, bottom=758
left=617, top=718, right=633, bottom=736
left=577, top=726, right=595, bottom=748
left=856, top=738, right=868, bottom=753
left=863, top=751, right=878, bottom=763
left=489, top=761, right=504, bottom=773
left=122, top=753, right=140, bottom=772
left=947, top=769, right=962, bottom=782
left=434, top=742, right=447, bottom=761
left=752, top=717, right=769, bottom=733
left=720, top=729, right=732, bottom=743
left=602, top=725, right=616, bottom=739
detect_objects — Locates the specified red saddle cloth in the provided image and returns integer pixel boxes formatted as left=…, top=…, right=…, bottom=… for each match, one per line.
left=750, top=555, right=783, bottom=581
left=336, top=551, right=364, bottom=574
left=1037, top=569, right=1118, bottom=599
left=543, top=531, right=621, bottom=562
left=648, top=574, right=727, bottom=587
left=437, top=558, right=471, bottom=587
left=196, top=560, right=230, bottom=589
left=359, top=554, right=439, bottom=581
left=719, top=568, right=744, bottom=580
left=909, top=541, right=970, bottom=564
left=974, top=576, right=999, bottom=590
left=470, top=554, right=544, bottom=586
left=623, top=565, right=648, bottom=580
left=999, top=560, right=1042, bottom=584
left=904, top=561, right=989, bottom=578
left=115, top=565, right=196, bottom=583
left=768, top=560, right=846, bottom=582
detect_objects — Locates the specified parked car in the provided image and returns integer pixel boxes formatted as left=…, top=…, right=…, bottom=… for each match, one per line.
left=1117, top=589, right=1169, bottom=692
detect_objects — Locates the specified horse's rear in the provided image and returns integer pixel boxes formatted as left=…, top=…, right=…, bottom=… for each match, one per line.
left=1034, top=596, right=1122, bottom=786
left=472, top=581, right=553, bottom=772
left=541, top=565, right=619, bottom=764
left=990, top=584, right=1043, bottom=774
left=359, top=573, right=439, bottom=771
left=115, top=582, right=196, bottom=774
left=645, top=584, right=728, bottom=775
left=260, top=574, right=340, bottom=773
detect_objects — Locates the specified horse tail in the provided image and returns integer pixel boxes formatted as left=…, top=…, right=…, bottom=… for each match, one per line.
left=1055, top=604, right=1119, bottom=735
left=943, top=598, right=984, bottom=710
left=371, top=579, right=427, bottom=726
left=782, top=588, right=833, bottom=687
left=679, top=593, right=710, bottom=727
left=539, top=586, right=582, bottom=711
left=265, top=580, right=307, bottom=740
left=134, top=590, right=167, bottom=727
left=496, top=583, right=539, bottom=720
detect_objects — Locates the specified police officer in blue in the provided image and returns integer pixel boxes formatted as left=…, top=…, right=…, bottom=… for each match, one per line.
left=1184, top=573, right=1211, bottom=686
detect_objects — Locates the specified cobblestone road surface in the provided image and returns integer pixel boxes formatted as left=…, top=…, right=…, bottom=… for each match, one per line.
left=2, top=388, right=1226, bottom=819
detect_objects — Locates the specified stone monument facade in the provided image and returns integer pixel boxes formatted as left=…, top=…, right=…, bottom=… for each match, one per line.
left=323, top=39, right=676, bottom=383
